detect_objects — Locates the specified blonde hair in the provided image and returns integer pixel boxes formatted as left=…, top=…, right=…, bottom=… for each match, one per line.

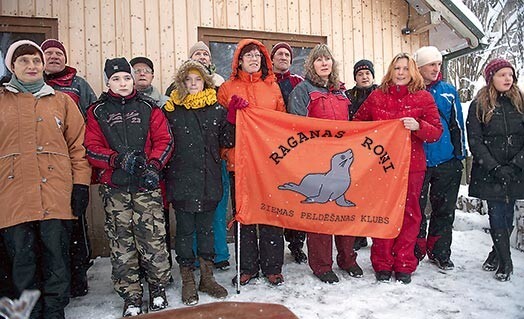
left=380, top=53, right=425, bottom=93
left=304, top=44, right=341, bottom=90
left=474, top=81, right=524, bottom=123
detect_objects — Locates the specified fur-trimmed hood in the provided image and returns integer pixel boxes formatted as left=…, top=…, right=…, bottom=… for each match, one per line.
left=174, top=60, right=215, bottom=100
left=228, top=39, right=275, bottom=84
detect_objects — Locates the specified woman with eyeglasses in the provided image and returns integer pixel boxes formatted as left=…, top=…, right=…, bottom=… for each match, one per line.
left=354, top=53, right=442, bottom=284
left=217, top=39, right=286, bottom=287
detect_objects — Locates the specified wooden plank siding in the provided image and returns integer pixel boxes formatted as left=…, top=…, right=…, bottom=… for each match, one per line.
left=1, top=0, right=428, bottom=257
left=2, top=0, right=427, bottom=95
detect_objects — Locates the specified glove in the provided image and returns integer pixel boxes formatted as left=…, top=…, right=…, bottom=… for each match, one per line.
left=491, top=165, right=514, bottom=183
left=112, top=150, right=147, bottom=176
left=227, top=95, right=249, bottom=124
left=140, top=161, right=161, bottom=190
left=71, top=184, right=89, bottom=217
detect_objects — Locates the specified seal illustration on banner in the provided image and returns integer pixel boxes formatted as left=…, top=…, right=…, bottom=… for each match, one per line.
left=278, top=149, right=356, bottom=207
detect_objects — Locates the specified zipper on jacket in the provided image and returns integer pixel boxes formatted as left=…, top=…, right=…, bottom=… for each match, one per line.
left=501, top=101, right=510, bottom=203
left=120, top=97, right=132, bottom=193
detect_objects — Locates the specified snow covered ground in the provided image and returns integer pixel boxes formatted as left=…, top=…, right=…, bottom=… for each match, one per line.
left=67, top=209, right=523, bottom=319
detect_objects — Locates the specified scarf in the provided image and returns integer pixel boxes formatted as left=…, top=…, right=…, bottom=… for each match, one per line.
left=7, top=76, right=45, bottom=94
left=165, top=88, right=217, bottom=111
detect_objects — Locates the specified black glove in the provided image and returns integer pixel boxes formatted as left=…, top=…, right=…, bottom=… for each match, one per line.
left=492, top=165, right=514, bottom=183
left=112, top=150, right=146, bottom=176
left=140, top=163, right=160, bottom=190
left=71, top=184, right=90, bottom=217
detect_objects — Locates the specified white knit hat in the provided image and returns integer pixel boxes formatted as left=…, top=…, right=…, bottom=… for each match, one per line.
left=4, top=40, right=44, bottom=73
left=413, top=46, right=442, bottom=67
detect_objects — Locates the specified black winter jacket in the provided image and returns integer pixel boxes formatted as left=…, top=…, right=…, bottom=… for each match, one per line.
left=466, top=95, right=524, bottom=201
left=163, top=102, right=234, bottom=212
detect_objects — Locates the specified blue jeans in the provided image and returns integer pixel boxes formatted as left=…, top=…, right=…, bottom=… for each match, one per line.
left=193, top=160, right=230, bottom=264
left=487, top=200, right=515, bottom=230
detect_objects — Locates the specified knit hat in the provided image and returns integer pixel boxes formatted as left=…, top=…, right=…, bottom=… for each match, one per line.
left=41, top=39, right=67, bottom=63
left=413, top=46, right=442, bottom=67
left=129, top=56, right=154, bottom=72
left=270, top=42, right=293, bottom=63
left=103, top=57, right=134, bottom=83
left=353, top=59, right=374, bottom=80
left=189, top=41, right=211, bottom=59
left=4, top=40, right=45, bottom=73
left=483, top=58, right=517, bottom=85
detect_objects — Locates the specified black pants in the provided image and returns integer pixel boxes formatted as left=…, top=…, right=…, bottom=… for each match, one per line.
left=419, top=158, right=463, bottom=260
left=284, top=229, right=306, bottom=252
left=174, top=209, right=215, bottom=267
left=229, top=172, right=284, bottom=275
left=2, top=220, right=71, bottom=319
left=69, top=215, right=92, bottom=293
left=0, top=235, right=14, bottom=299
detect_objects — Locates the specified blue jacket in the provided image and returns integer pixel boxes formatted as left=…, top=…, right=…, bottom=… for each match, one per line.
left=423, top=80, right=467, bottom=167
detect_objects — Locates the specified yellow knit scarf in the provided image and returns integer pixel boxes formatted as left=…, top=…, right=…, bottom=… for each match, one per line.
left=164, top=88, right=217, bottom=111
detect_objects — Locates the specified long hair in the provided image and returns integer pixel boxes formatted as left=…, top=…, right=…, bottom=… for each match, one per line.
left=304, top=44, right=341, bottom=90
left=380, top=53, right=425, bottom=93
left=474, top=81, right=524, bottom=123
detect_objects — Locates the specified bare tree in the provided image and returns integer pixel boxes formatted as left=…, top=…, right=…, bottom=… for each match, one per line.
left=448, top=0, right=523, bottom=101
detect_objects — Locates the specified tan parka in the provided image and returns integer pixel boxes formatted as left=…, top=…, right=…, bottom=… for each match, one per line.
left=0, top=85, right=91, bottom=229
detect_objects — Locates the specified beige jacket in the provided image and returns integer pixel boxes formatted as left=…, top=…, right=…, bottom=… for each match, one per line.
left=0, top=84, right=91, bottom=229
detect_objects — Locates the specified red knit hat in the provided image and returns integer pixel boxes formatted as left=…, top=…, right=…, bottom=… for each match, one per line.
left=270, top=42, right=293, bottom=63
left=41, top=39, right=67, bottom=63
left=484, top=58, right=516, bottom=84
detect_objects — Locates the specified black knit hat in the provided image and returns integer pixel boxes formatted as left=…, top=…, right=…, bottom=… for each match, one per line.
left=129, top=56, right=154, bottom=72
left=104, top=57, right=133, bottom=83
left=353, top=59, right=375, bottom=80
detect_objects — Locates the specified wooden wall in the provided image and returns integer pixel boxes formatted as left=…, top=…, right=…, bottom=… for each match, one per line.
left=1, top=0, right=428, bottom=95
left=1, top=0, right=428, bottom=256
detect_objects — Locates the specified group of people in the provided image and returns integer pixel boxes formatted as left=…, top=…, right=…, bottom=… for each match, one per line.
left=0, top=34, right=522, bottom=319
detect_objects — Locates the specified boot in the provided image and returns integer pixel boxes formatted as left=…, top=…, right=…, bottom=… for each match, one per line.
left=180, top=266, right=199, bottom=305
left=482, top=247, right=498, bottom=271
left=148, top=284, right=168, bottom=311
left=198, top=257, right=228, bottom=299
left=491, top=228, right=513, bottom=281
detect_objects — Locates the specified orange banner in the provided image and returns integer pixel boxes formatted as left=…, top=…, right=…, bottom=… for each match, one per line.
left=234, top=108, right=412, bottom=239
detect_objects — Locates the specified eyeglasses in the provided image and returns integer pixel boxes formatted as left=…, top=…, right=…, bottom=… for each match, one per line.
left=242, top=53, right=262, bottom=59
left=133, top=68, right=153, bottom=74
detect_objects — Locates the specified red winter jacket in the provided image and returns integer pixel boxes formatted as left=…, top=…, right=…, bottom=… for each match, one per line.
left=354, top=85, right=442, bottom=172
left=85, top=90, right=174, bottom=188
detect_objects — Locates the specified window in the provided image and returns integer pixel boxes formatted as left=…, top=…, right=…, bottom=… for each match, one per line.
left=0, top=16, right=58, bottom=80
left=198, top=27, right=326, bottom=79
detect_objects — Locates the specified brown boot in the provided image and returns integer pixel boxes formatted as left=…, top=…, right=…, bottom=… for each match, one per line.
left=198, top=257, right=228, bottom=299
left=180, top=266, right=198, bottom=305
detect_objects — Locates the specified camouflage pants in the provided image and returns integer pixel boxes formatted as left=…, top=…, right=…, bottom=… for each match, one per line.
left=99, top=185, right=171, bottom=299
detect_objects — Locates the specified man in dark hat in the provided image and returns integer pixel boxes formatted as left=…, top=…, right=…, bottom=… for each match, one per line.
left=270, top=42, right=307, bottom=264
left=41, top=38, right=97, bottom=297
left=130, top=56, right=168, bottom=107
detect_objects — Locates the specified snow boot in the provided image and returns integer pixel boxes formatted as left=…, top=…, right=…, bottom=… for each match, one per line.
left=148, top=284, right=168, bottom=312
left=198, top=257, right=228, bottom=299
left=395, top=272, right=412, bottom=284
left=345, top=263, right=363, bottom=278
left=315, top=270, right=339, bottom=284
left=375, top=271, right=392, bottom=282
left=122, top=296, right=143, bottom=317
left=491, top=228, right=513, bottom=281
left=482, top=247, right=498, bottom=271
left=180, top=266, right=199, bottom=305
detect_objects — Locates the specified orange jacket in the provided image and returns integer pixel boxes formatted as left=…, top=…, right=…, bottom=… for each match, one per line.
left=0, top=86, right=91, bottom=229
left=218, top=39, right=285, bottom=171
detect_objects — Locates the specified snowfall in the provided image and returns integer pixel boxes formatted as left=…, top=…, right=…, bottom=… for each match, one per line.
left=64, top=186, right=524, bottom=319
